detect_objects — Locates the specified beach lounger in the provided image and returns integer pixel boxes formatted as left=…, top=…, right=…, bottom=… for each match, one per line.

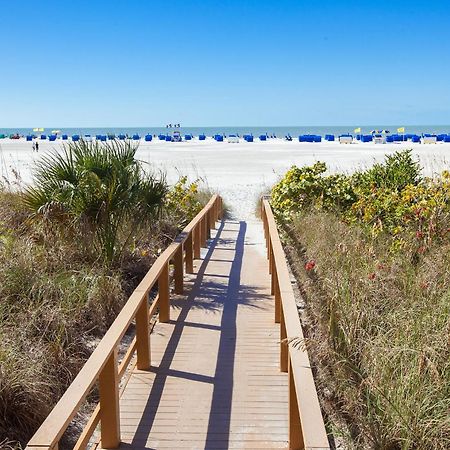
left=199, top=134, right=206, bottom=140
left=145, top=134, right=153, bottom=141
left=339, top=135, right=353, bottom=144
left=185, top=134, right=192, bottom=140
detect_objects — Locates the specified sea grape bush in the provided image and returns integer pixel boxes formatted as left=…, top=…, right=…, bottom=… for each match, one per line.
left=271, top=150, right=450, bottom=247
left=165, top=176, right=203, bottom=228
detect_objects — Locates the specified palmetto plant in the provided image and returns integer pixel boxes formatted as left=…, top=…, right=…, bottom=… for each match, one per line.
left=23, top=139, right=168, bottom=263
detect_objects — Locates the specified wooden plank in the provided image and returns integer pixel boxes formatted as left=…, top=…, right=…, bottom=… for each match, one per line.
left=95, top=220, right=288, bottom=450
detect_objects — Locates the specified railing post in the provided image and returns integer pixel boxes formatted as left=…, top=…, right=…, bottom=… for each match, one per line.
left=174, top=244, right=184, bottom=295
left=211, top=206, right=216, bottom=229
left=159, top=262, right=170, bottom=322
left=274, top=270, right=281, bottom=324
left=280, top=305, right=288, bottom=373
left=206, top=209, right=212, bottom=239
left=214, top=199, right=219, bottom=221
left=99, top=348, right=120, bottom=449
left=201, top=217, right=207, bottom=247
left=269, top=245, right=273, bottom=276
left=135, top=297, right=151, bottom=370
left=194, top=224, right=201, bottom=259
left=185, top=232, right=194, bottom=273
left=288, top=356, right=303, bottom=450
left=220, top=197, right=223, bottom=219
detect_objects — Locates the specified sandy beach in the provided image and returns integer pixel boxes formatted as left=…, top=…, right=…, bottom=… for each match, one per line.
left=1, top=138, right=449, bottom=221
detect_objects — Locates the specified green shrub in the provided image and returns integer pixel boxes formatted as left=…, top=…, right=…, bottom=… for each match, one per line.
left=23, top=139, right=168, bottom=264
left=271, top=150, right=450, bottom=249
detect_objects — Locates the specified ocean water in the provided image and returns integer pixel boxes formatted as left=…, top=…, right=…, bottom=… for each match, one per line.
left=1, top=125, right=450, bottom=138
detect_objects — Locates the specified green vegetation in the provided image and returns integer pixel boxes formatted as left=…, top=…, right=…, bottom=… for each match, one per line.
left=271, top=150, right=450, bottom=449
left=0, top=141, right=206, bottom=447
left=23, top=140, right=168, bottom=264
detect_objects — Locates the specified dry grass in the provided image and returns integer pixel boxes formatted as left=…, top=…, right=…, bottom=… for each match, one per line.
left=0, top=188, right=180, bottom=447
left=282, top=210, right=450, bottom=450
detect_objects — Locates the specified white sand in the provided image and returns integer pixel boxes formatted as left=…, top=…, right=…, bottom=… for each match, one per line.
left=1, top=138, right=449, bottom=225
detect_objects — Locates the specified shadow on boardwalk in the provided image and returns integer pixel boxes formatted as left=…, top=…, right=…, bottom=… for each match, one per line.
left=128, top=220, right=271, bottom=448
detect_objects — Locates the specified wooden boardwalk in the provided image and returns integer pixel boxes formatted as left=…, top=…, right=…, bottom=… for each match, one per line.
left=102, top=220, right=289, bottom=449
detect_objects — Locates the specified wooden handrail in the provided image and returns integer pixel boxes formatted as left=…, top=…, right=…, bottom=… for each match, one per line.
left=26, top=194, right=222, bottom=450
left=261, top=198, right=330, bottom=450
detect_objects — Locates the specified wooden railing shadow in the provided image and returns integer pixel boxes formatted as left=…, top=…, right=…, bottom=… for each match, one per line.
left=129, top=221, right=262, bottom=448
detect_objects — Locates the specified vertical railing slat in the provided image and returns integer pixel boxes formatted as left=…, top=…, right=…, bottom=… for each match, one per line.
left=99, top=349, right=120, bottom=449
left=174, top=245, right=184, bottom=294
left=158, top=262, right=170, bottom=322
left=135, top=297, right=151, bottom=370
left=185, top=232, right=194, bottom=273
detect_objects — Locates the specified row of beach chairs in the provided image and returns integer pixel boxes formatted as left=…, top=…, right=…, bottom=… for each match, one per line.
left=21, top=132, right=450, bottom=144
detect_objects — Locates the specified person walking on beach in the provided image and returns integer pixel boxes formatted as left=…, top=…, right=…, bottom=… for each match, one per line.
left=32, top=142, right=36, bottom=151
left=35, top=141, right=39, bottom=152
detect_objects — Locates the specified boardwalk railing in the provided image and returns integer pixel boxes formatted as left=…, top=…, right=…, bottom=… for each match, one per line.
left=261, top=198, right=330, bottom=450
left=26, top=195, right=223, bottom=450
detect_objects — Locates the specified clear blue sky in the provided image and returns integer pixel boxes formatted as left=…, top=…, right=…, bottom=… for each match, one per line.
left=1, top=0, right=450, bottom=127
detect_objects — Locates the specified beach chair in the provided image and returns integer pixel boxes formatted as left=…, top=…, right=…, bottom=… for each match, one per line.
left=199, top=134, right=206, bottom=140
left=339, top=134, right=353, bottom=144
left=259, top=135, right=267, bottom=141
left=145, top=134, right=153, bottom=142
left=227, top=135, right=239, bottom=143
left=72, top=135, right=80, bottom=141
left=118, top=134, right=126, bottom=140
left=40, top=134, right=47, bottom=140
left=422, top=135, right=437, bottom=144
left=185, top=134, right=192, bottom=140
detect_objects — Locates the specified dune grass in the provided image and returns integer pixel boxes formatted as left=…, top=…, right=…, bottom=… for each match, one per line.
left=283, top=212, right=449, bottom=449
left=270, top=151, right=450, bottom=449
left=0, top=141, right=208, bottom=448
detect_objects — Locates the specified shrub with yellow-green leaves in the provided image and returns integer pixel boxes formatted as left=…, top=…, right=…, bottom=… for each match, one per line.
left=165, top=176, right=203, bottom=228
left=271, top=150, right=450, bottom=249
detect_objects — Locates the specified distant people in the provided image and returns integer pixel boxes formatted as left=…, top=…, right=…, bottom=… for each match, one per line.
left=32, top=142, right=35, bottom=151
left=35, top=141, right=39, bottom=151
